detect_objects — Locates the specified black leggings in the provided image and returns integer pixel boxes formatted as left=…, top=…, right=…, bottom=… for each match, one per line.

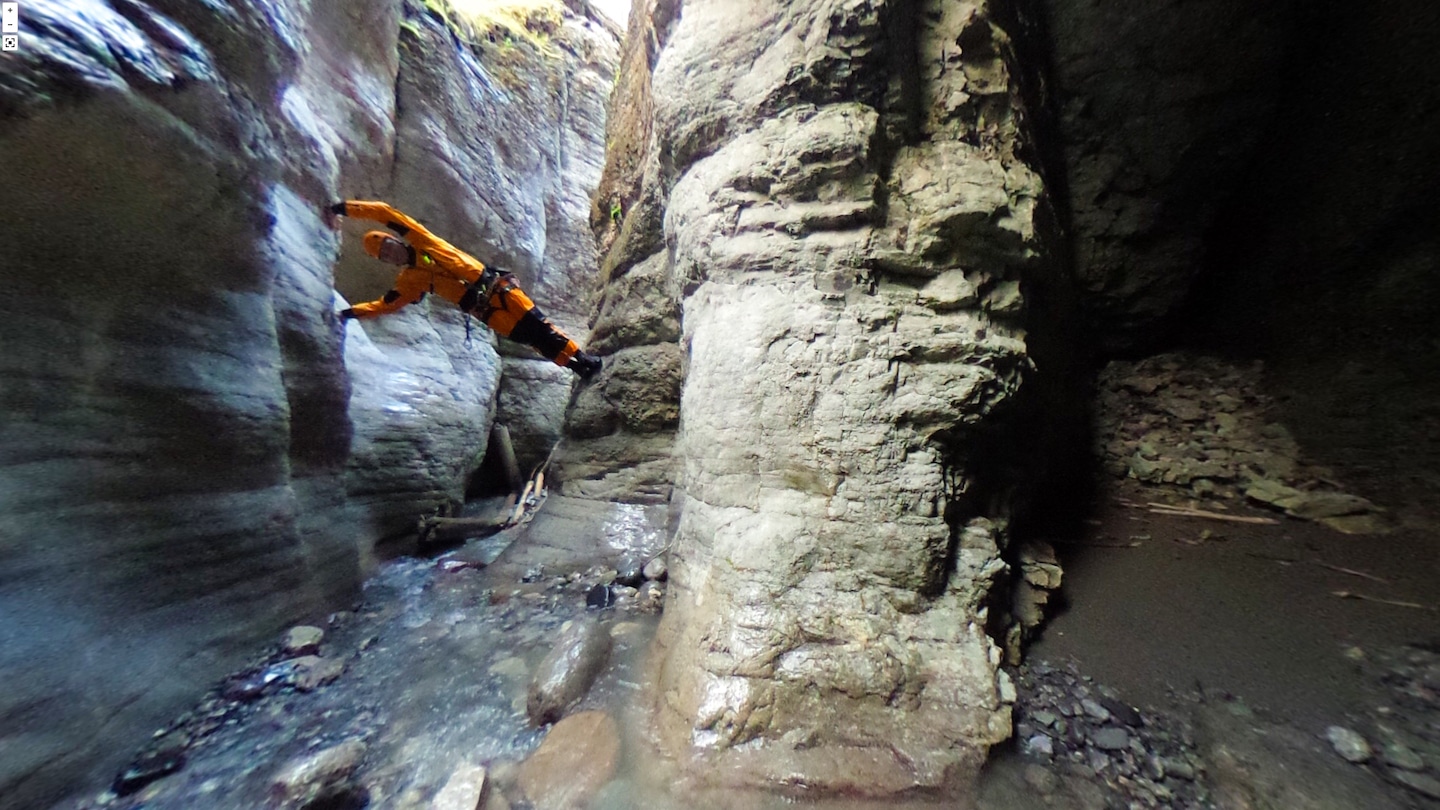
left=508, top=306, right=573, bottom=361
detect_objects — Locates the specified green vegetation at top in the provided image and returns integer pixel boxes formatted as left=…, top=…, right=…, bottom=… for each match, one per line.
left=417, top=0, right=566, bottom=58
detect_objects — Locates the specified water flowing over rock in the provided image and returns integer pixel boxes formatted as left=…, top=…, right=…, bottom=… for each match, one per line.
left=526, top=617, right=614, bottom=725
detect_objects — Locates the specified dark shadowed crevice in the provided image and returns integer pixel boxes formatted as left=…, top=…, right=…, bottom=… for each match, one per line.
left=1168, top=0, right=1440, bottom=502
left=879, top=0, right=923, bottom=151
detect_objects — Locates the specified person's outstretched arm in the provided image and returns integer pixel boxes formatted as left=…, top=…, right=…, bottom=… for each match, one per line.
left=329, top=200, right=486, bottom=277
left=341, top=270, right=429, bottom=320
left=330, top=200, right=424, bottom=236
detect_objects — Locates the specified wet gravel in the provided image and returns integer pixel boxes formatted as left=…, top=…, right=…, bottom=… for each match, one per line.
left=1008, top=658, right=1210, bottom=809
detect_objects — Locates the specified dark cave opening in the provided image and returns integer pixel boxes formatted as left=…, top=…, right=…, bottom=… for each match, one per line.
left=1150, top=0, right=1440, bottom=515
left=1023, top=0, right=1440, bottom=743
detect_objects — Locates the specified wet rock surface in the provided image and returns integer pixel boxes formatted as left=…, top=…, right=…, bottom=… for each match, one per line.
left=430, top=763, right=489, bottom=810
left=526, top=618, right=614, bottom=725
left=58, top=487, right=1440, bottom=810
left=0, top=2, right=619, bottom=803
left=0, top=3, right=381, bottom=800
left=515, top=711, right=621, bottom=810
left=66, top=499, right=668, bottom=810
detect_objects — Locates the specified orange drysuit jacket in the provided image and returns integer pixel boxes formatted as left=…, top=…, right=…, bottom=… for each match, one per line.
left=339, top=200, right=580, bottom=367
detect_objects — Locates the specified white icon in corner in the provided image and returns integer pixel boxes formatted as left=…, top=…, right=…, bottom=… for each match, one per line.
left=1, top=35, right=16, bottom=52
left=1, top=3, right=17, bottom=34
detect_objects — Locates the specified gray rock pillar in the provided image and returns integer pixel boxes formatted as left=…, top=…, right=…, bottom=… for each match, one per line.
left=644, top=0, right=1054, bottom=796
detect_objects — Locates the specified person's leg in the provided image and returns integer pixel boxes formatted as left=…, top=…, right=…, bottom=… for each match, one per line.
left=488, top=282, right=601, bottom=378
left=508, top=305, right=578, bottom=363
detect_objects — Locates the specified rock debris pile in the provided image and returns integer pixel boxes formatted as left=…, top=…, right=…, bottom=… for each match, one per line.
left=1094, top=353, right=1388, bottom=533
left=1012, top=660, right=1210, bottom=809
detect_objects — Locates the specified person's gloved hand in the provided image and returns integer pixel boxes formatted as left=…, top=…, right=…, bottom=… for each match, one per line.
left=569, top=351, right=602, bottom=381
left=338, top=308, right=357, bottom=321
left=322, top=201, right=346, bottom=229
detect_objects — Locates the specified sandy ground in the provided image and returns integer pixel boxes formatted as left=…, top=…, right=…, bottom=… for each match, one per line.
left=1034, top=476, right=1440, bottom=733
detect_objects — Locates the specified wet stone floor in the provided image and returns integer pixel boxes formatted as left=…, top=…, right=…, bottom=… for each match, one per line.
left=77, top=559, right=633, bottom=808
left=59, top=491, right=1440, bottom=810
left=65, top=499, right=677, bottom=810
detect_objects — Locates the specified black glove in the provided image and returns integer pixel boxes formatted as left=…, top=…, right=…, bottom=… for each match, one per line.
left=339, top=308, right=357, bottom=321
left=569, top=351, right=602, bottom=381
left=327, top=202, right=347, bottom=216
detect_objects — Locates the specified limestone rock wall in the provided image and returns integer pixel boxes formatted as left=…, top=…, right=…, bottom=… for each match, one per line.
left=0, top=3, right=383, bottom=804
left=631, top=0, right=1066, bottom=795
left=0, top=1, right=615, bottom=806
left=554, top=0, right=684, bottom=502
left=1038, top=0, right=1289, bottom=350
left=337, top=1, right=619, bottom=511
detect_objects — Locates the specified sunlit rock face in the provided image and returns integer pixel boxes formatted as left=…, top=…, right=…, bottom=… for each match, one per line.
left=0, top=1, right=616, bottom=805
left=631, top=0, right=1061, bottom=796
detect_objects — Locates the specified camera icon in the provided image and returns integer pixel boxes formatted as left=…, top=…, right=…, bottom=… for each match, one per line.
left=1, top=34, right=16, bottom=52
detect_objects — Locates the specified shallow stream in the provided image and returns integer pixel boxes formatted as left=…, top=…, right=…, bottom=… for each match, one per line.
left=67, top=498, right=1192, bottom=810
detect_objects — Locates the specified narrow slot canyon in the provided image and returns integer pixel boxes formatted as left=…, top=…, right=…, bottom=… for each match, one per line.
left=1, top=1, right=1437, bottom=809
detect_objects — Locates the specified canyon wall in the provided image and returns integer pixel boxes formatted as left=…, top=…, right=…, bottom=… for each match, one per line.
left=0, top=2, right=615, bottom=805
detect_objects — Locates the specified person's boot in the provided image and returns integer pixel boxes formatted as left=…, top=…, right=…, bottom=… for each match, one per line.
left=569, top=351, right=602, bottom=380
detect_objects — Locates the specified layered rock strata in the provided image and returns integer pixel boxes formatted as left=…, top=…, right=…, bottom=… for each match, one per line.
left=0, top=1, right=615, bottom=805
left=0, top=3, right=383, bottom=804
left=554, top=0, right=685, bottom=503
left=339, top=1, right=619, bottom=524
left=619, top=0, right=1065, bottom=795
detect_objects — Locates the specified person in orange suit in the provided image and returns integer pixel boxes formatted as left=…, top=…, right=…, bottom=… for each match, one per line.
left=327, top=199, right=602, bottom=380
